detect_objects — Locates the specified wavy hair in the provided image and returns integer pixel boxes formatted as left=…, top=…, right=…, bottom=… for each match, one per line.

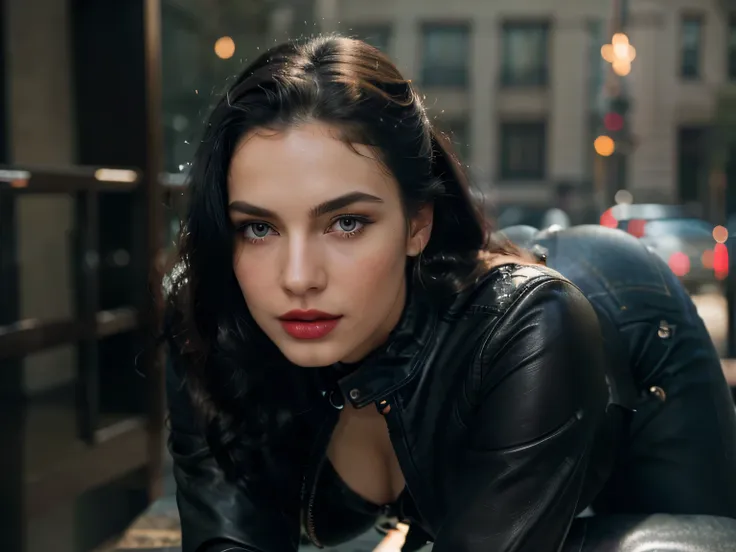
left=168, top=35, right=515, bottom=481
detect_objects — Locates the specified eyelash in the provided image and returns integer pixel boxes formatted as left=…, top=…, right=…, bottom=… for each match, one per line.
left=237, top=215, right=373, bottom=245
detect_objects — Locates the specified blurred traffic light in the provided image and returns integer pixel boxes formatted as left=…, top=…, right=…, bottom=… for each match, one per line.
left=594, top=96, right=631, bottom=156
left=604, top=112, right=624, bottom=132
left=594, top=135, right=615, bottom=156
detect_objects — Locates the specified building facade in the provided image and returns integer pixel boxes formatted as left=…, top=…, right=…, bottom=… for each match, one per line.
left=313, top=0, right=736, bottom=219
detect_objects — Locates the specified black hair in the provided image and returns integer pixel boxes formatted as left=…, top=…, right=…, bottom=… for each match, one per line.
left=168, top=35, right=515, bottom=482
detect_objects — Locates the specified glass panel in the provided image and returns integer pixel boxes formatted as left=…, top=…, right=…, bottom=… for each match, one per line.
left=99, top=191, right=136, bottom=311
left=161, top=1, right=318, bottom=173
left=500, top=122, right=547, bottom=180
left=421, top=25, right=470, bottom=87
left=24, top=344, right=79, bottom=476
left=502, top=23, right=549, bottom=86
left=681, top=17, right=702, bottom=79
left=14, top=194, right=76, bottom=322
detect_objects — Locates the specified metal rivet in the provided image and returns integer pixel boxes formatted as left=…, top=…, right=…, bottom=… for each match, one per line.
left=349, top=388, right=361, bottom=401
left=329, top=390, right=345, bottom=410
left=658, top=321, right=671, bottom=339
left=649, top=386, right=666, bottom=402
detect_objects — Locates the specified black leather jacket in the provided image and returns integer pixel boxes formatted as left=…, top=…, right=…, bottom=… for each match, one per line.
left=168, top=263, right=635, bottom=552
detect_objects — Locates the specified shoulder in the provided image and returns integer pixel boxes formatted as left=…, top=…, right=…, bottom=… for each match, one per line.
left=457, top=261, right=587, bottom=317
left=464, top=264, right=609, bottom=446
left=459, top=262, right=605, bottom=390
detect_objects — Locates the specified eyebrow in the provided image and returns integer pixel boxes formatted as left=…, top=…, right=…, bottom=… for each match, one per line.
left=228, top=191, right=384, bottom=219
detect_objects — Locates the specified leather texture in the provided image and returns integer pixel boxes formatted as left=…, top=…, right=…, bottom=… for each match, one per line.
left=167, top=226, right=736, bottom=552
left=168, top=262, right=628, bottom=552
left=563, top=514, right=736, bottom=552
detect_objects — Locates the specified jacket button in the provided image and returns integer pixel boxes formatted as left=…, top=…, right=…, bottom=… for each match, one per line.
left=657, top=321, right=671, bottom=339
left=649, top=386, right=666, bottom=402
left=349, top=388, right=361, bottom=400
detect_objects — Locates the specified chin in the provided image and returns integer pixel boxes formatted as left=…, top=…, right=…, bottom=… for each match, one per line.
left=278, top=341, right=348, bottom=368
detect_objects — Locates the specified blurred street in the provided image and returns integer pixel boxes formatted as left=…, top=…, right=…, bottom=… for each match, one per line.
left=692, top=290, right=728, bottom=357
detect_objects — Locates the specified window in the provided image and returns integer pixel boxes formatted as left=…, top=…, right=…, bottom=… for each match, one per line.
left=501, top=22, right=549, bottom=87
left=352, top=24, right=392, bottom=53
left=420, top=24, right=470, bottom=87
left=438, top=118, right=470, bottom=161
left=500, top=122, right=547, bottom=180
left=728, top=16, right=736, bottom=80
left=680, top=16, right=703, bottom=79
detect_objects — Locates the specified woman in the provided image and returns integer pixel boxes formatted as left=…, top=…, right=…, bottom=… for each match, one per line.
left=166, top=36, right=634, bottom=552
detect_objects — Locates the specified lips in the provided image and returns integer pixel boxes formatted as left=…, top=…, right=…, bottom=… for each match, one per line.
left=278, top=310, right=342, bottom=340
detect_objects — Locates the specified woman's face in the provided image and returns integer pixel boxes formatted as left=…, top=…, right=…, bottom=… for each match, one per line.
left=227, top=122, right=432, bottom=367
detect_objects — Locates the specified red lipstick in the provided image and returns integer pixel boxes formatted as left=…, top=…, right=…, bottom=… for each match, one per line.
left=278, top=310, right=342, bottom=340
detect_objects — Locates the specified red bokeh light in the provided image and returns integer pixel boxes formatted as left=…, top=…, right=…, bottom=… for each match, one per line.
left=627, top=219, right=647, bottom=238
left=604, top=112, right=624, bottom=132
left=668, top=251, right=690, bottom=277
left=714, top=243, right=729, bottom=280
left=600, top=209, right=617, bottom=228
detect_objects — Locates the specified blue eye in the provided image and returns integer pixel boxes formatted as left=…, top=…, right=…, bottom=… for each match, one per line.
left=242, top=222, right=275, bottom=241
left=337, top=217, right=359, bottom=232
left=329, top=216, right=366, bottom=236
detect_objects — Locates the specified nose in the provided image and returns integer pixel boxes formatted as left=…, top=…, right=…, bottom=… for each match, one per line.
left=280, top=236, right=326, bottom=296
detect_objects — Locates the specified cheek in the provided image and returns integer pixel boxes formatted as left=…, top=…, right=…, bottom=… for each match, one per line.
left=329, top=234, right=407, bottom=300
left=232, top=248, right=275, bottom=309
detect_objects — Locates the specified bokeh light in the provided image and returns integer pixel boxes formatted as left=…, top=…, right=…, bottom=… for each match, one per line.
left=713, top=225, right=728, bottom=244
left=668, top=251, right=690, bottom=277
left=614, top=189, right=633, bottom=205
left=600, top=208, right=617, bottom=228
left=714, top=243, right=729, bottom=280
left=214, top=36, right=236, bottom=59
left=594, top=135, right=615, bottom=156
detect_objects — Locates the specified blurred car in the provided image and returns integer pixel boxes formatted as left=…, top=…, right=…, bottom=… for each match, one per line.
left=600, top=203, right=729, bottom=292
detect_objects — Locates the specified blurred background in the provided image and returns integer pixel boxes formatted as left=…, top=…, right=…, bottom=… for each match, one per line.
left=2, top=0, right=736, bottom=551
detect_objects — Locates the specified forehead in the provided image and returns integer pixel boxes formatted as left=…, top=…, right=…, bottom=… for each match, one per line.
left=227, top=122, right=400, bottom=208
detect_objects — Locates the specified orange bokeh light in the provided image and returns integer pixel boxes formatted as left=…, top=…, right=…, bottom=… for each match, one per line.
left=214, top=36, right=236, bottom=59
left=713, top=225, right=728, bottom=244
left=594, top=135, right=615, bottom=157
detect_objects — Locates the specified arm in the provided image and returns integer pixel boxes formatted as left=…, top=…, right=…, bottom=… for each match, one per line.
left=167, top=360, right=300, bottom=552
left=433, top=278, right=610, bottom=552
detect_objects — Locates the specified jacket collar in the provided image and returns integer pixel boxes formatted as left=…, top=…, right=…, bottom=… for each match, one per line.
left=331, top=282, right=439, bottom=409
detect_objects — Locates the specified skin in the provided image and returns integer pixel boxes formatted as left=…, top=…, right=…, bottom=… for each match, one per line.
left=227, top=121, right=432, bottom=369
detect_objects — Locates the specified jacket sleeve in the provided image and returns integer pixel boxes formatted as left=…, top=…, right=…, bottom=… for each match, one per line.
left=433, top=277, right=610, bottom=552
left=167, top=359, right=300, bottom=552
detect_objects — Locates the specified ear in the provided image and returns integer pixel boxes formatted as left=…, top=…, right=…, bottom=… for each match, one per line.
left=406, top=203, right=434, bottom=257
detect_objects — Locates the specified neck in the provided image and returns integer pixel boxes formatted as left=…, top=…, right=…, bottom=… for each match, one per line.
left=338, top=276, right=408, bottom=365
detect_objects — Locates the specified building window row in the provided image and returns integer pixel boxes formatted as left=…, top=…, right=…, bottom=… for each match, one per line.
left=352, top=21, right=551, bottom=89
left=357, top=15, right=736, bottom=86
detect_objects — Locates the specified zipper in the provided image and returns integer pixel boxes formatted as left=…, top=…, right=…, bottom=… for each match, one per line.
left=377, top=396, right=434, bottom=531
left=301, top=403, right=340, bottom=548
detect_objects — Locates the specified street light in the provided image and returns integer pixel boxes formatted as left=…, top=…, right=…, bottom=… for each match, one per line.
left=601, top=33, right=636, bottom=76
